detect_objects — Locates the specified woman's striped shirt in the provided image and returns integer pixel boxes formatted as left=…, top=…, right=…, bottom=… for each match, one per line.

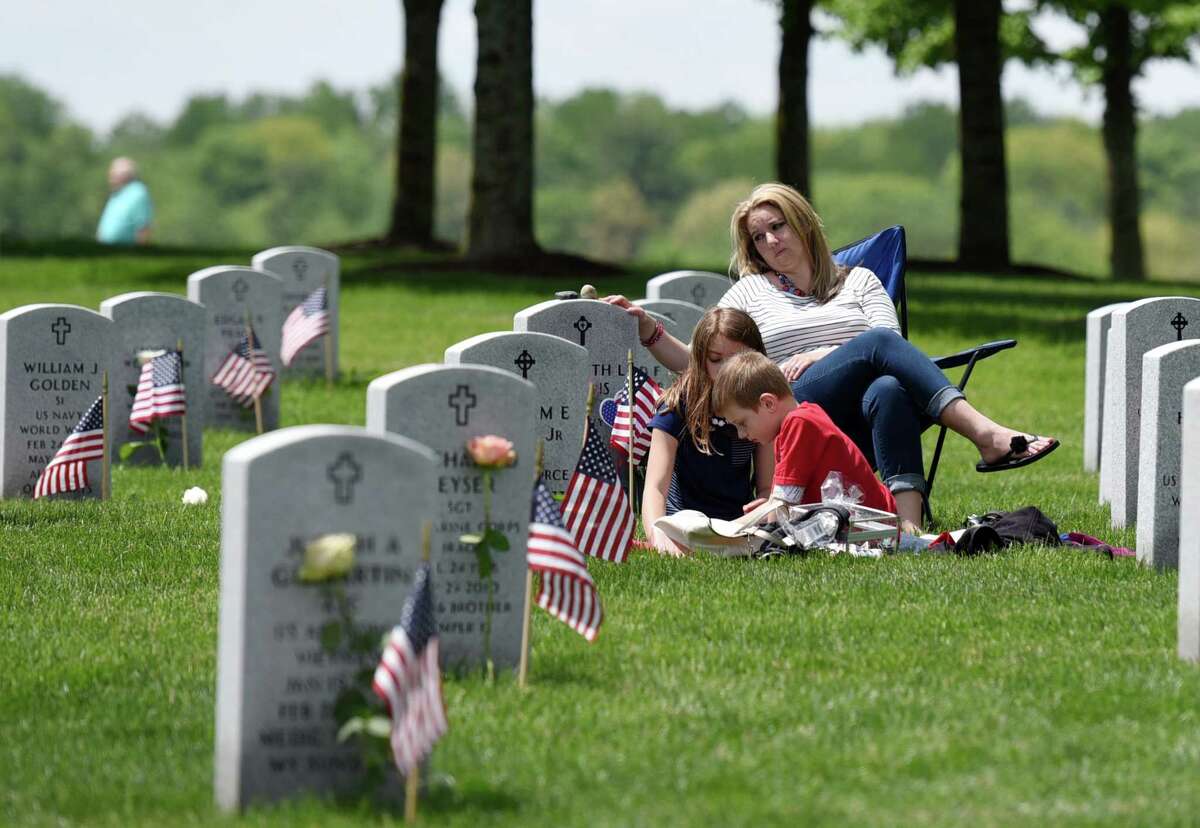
left=717, top=267, right=900, bottom=364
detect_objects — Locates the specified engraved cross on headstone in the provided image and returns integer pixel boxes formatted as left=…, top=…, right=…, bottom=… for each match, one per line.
left=51, top=316, right=71, bottom=346
left=327, top=452, right=363, bottom=504
left=573, top=316, right=592, bottom=347
left=232, top=277, right=249, bottom=302
left=292, top=259, right=309, bottom=280
left=448, top=384, right=477, bottom=427
left=514, top=349, right=536, bottom=379
left=1172, top=312, right=1189, bottom=341
left=691, top=284, right=706, bottom=304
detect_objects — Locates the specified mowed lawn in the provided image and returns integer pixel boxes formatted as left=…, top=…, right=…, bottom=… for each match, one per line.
left=2, top=246, right=1199, bottom=827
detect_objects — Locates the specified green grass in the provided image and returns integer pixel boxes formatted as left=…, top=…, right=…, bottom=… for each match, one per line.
left=2, top=248, right=1199, bottom=826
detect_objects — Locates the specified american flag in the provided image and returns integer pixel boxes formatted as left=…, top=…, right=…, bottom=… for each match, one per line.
left=280, top=287, right=329, bottom=367
left=371, top=563, right=447, bottom=775
left=562, top=417, right=634, bottom=563
left=528, top=480, right=603, bottom=640
left=34, top=396, right=105, bottom=499
left=129, top=351, right=186, bottom=434
left=211, top=330, right=274, bottom=407
left=609, top=366, right=662, bottom=465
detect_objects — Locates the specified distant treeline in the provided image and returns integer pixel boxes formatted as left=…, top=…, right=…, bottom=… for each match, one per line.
left=2, top=73, right=1197, bottom=278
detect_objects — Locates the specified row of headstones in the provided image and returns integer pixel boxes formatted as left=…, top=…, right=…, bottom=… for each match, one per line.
left=1081, top=297, right=1200, bottom=664
left=0, top=247, right=339, bottom=497
left=214, top=270, right=732, bottom=810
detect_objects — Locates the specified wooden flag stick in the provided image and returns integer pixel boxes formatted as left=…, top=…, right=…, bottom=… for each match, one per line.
left=323, top=278, right=334, bottom=388
left=626, top=349, right=635, bottom=519
left=518, top=443, right=546, bottom=690
left=404, top=765, right=420, bottom=824
left=101, top=371, right=110, bottom=501
left=244, top=309, right=263, bottom=435
left=404, top=520, right=432, bottom=823
left=177, top=338, right=189, bottom=471
left=584, top=382, right=596, bottom=433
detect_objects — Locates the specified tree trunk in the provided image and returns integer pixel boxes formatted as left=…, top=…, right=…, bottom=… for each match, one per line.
left=387, top=0, right=445, bottom=246
left=1100, top=4, right=1146, bottom=281
left=467, top=0, right=538, bottom=260
left=953, top=0, right=1010, bottom=269
left=777, top=0, right=813, bottom=201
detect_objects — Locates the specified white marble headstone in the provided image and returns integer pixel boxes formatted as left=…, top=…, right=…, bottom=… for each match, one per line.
left=0, top=305, right=117, bottom=499
left=366, top=364, right=536, bottom=670
left=100, top=292, right=205, bottom=468
left=514, top=299, right=638, bottom=447
left=215, top=425, right=436, bottom=812
left=632, top=310, right=681, bottom=391
left=1136, top=341, right=1200, bottom=568
left=1101, top=296, right=1200, bottom=529
left=445, top=331, right=587, bottom=496
left=645, top=271, right=730, bottom=308
left=1178, top=377, right=1200, bottom=662
left=1085, top=302, right=1128, bottom=475
left=633, top=298, right=705, bottom=339
left=187, top=266, right=283, bottom=432
left=251, top=246, right=339, bottom=380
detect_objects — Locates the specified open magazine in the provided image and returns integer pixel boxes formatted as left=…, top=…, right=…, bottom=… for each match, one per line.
left=653, top=498, right=902, bottom=558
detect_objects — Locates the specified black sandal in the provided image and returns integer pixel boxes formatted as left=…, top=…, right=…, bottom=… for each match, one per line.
left=975, top=435, right=1060, bottom=473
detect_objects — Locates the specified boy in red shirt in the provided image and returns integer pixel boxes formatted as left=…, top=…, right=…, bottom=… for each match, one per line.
left=712, top=350, right=899, bottom=519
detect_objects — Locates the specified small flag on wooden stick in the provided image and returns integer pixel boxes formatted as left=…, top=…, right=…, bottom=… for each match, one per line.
left=129, top=350, right=186, bottom=433
left=562, top=417, right=634, bottom=563
left=281, top=286, right=329, bottom=367
left=34, top=396, right=105, bottom=499
left=212, top=330, right=274, bottom=407
left=528, top=480, right=603, bottom=640
left=609, top=365, right=661, bottom=465
left=372, top=563, right=447, bottom=776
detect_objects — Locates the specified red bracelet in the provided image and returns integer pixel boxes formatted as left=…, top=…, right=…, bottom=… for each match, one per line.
left=641, top=319, right=665, bottom=348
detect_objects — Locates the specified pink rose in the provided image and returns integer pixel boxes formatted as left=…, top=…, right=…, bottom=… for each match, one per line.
left=467, top=435, right=516, bottom=469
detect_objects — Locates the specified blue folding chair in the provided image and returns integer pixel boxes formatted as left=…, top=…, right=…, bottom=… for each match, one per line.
left=832, top=226, right=1016, bottom=522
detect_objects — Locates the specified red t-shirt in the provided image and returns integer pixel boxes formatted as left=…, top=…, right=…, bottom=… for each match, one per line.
left=772, top=403, right=898, bottom=513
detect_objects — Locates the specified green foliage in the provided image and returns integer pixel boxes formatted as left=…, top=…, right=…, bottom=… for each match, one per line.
left=2, top=72, right=1200, bottom=279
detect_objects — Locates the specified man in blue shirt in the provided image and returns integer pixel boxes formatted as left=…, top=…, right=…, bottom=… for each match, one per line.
left=96, top=157, right=153, bottom=245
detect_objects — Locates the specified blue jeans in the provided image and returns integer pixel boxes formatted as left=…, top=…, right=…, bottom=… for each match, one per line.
left=789, top=328, right=963, bottom=497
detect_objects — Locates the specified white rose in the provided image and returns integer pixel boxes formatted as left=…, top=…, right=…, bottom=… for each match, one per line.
left=181, top=486, right=208, bottom=505
left=298, top=533, right=357, bottom=583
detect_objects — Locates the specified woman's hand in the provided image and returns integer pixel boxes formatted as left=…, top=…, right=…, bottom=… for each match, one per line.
left=779, top=348, right=830, bottom=381
left=601, top=294, right=657, bottom=341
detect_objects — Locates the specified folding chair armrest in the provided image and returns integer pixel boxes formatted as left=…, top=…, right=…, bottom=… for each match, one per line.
left=932, top=339, right=1017, bottom=371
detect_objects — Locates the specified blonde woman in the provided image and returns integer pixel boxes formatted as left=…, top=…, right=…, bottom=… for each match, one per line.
left=606, top=182, right=1057, bottom=529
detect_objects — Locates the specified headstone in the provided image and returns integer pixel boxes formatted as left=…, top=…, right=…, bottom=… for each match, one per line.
left=1178, top=377, right=1200, bottom=661
left=215, top=425, right=436, bottom=811
left=0, top=305, right=116, bottom=499
left=646, top=270, right=730, bottom=308
left=251, top=246, right=340, bottom=380
left=1085, top=302, right=1128, bottom=475
left=366, top=364, right=536, bottom=669
left=444, top=331, right=587, bottom=496
left=634, top=298, right=705, bottom=340
left=514, top=298, right=638, bottom=446
left=1136, top=341, right=1200, bottom=568
left=187, top=266, right=283, bottom=432
left=1101, top=296, right=1200, bottom=529
left=100, top=292, right=205, bottom=467
left=633, top=310, right=681, bottom=390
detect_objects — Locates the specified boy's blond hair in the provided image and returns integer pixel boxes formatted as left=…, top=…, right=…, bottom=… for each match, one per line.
left=711, top=351, right=792, bottom=414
